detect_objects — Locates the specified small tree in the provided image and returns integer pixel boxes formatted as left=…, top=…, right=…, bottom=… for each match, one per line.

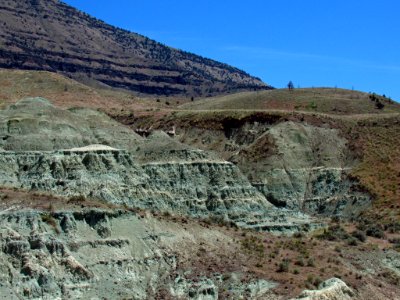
left=287, top=81, right=294, bottom=90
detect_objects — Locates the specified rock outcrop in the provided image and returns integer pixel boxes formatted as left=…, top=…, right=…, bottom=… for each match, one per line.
left=0, top=97, right=143, bottom=151
left=0, top=146, right=316, bottom=231
left=0, top=209, right=281, bottom=299
left=172, top=117, right=371, bottom=218
left=0, top=98, right=318, bottom=231
left=293, top=278, right=355, bottom=300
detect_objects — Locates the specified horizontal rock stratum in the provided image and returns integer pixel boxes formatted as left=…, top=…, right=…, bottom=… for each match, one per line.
left=0, top=0, right=270, bottom=97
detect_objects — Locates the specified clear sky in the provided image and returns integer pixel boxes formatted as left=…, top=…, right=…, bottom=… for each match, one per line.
left=63, top=0, right=400, bottom=100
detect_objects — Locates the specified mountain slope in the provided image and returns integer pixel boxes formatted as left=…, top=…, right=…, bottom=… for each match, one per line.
left=0, top=0, right=270, bottom=97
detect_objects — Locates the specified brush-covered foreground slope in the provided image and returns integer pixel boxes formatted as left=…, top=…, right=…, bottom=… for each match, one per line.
left=0, top=0, right=269, bottom=97
left=1, top=189, right=399, bottom=300
left=181, top=88, right=400, bottom=115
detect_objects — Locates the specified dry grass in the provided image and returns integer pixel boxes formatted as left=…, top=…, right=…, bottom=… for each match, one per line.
left=0, top=69, right=167, bottom=111
left=173, top=218, right=399, bottom=298
left=348, top=116, right=400, bottom=226
left=181, top=88, right=400, bottom=115
left=0, top=187, right=118, bottom=212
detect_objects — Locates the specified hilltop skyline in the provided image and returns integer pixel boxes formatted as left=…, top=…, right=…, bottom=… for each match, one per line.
left=64, top=0, right=400, bottom=101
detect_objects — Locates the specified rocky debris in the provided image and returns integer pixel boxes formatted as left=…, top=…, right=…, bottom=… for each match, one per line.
left=169, top=275, right=279, bottom=300
left=170, top=276, right=218, bottom=300
left=293, top=278, right=355, bottom=300
left=0, top=209, right=286, bottom=300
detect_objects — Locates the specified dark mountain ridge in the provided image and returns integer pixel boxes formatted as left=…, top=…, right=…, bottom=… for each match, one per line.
left=0, top=0, right=271, bottom=96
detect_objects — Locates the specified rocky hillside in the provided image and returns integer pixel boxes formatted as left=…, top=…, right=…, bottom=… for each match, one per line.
left=0, top=0, right=269, bottom=97
left=0, top=190, right=399, bottom=300
left=0, top=95, right=399, bottom=299
left=0, top=97, right=319, bottom=232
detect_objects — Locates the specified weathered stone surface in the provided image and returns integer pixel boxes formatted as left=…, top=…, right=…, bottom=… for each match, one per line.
left=293, top=278, right=355, bottom=300
left=0, top=97, right=142, bottom=151
left=176, top=118, right=371, bottom=218
left=0, top=210, right=281, bottom=300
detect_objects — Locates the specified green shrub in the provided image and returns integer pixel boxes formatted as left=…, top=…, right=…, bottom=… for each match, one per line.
left=41, top=213, right=60, bottom=234
left=307, top=258, right=315, bottom=267
left=317, top=225, right=350, bottom=241
left=277, top=259, right=290, bottom=272
left=68, top=195, right=87, bottom=203
left=241, top=236, right=264, bottom=257
left=365, top=226, right=385, bottom=239
left=295, top=257, right=305, bottom=267
left=351, top=230, right=366, bottom=242
left=347, top=237, right=358, bottom=246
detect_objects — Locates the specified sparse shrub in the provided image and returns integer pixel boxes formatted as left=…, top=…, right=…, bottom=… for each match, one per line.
left=307, top=258, right=315, bottom=267
left=365, top=226, right=385, bottom=239
left=379, top=270, right=400, bottom=285
left=389, top=238, right=400, bottom=244
left=369, top=94, right=378, bottom=102
left=41, top=213, right=60, bottom=234
left=293, top=232, right=305, bottom=239
left=347, top=237, right=358, bottom=246
left=68, top=195, right=86, bottom=203
left=293, top=268, right=300, bottom=275
left=317, top=225, right=350, bottom=241
left=385, top=222, right=400, bottom=233
left=241, top=236, right=264, bottom=257
left=313, top=276, right=323, bottom=287
left=295, top=257, right=305, bottom=267
left=375, top=101, right=385, bottom=109
left=351, top=230, right=366, bottom=242
left=308, top=101, right=317, bottom=110
left=334, top=245, right=342, bottom=253
left=161, top=210, right=172, bottom=218
left=277, top=259, right=290, bottom=272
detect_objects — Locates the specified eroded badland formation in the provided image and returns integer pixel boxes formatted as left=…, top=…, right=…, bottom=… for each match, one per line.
left=0, top=1, right=400, bottom=299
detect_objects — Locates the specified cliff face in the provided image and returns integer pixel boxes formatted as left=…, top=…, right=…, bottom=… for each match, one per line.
left=0, top=0, right=269, bottom=97
left=0, top=149, right=273, bottom=222
left=134, top=114, right=372, bottom=219
left=0, top=98, right=370, bottom=225
left=0, top=98, right=321, bottom=231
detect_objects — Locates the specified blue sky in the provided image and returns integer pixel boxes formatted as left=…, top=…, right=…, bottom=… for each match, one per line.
left=64, top=0, right=400, bottom=100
